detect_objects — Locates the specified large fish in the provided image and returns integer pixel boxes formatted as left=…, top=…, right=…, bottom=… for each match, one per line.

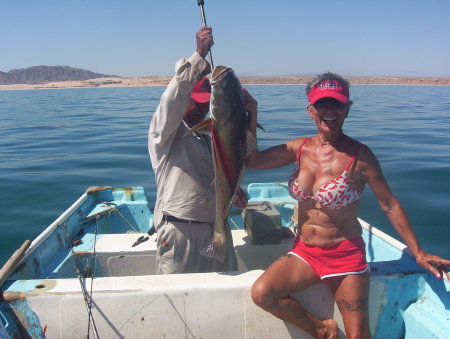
left=191, top=66, right=248, bottom=263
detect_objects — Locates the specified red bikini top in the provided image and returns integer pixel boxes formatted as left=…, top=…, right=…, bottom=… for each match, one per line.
left=288, top=138, right=362, bottom=209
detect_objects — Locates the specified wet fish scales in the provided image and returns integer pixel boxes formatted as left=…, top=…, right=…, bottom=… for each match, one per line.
left=201, top=66, right=247, bottom=263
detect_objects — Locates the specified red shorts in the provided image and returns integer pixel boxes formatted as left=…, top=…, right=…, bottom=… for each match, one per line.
left=288, top=236, right=369, bottom=280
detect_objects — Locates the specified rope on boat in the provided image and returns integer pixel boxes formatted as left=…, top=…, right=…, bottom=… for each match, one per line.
left=77, top=270, right=100, bottom=339
left=86, top=215, right=100, bottom=339
left=64, top=223, right=100, bottom=339
left=80, top=202, right=139, bottom=233
left=113, top=208, right=139, bottom=233
left=63, top=202, right=139, bottom=338
left=95, top=202, right=139, bottom=233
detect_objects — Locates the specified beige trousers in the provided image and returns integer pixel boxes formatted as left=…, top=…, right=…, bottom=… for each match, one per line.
left=156, top=220, right=238, bottom=274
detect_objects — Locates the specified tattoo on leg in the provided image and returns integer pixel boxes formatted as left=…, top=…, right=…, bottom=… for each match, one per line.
left=336, top=298, right=368, bottom=312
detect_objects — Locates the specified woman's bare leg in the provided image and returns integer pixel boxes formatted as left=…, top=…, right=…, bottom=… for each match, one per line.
left=328, top=272, right=371, bottom=339
left=251, top=254, right=338, bottom=338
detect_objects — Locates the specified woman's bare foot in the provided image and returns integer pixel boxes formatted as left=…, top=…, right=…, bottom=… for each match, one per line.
left=316, top=319, right=338, bottom=339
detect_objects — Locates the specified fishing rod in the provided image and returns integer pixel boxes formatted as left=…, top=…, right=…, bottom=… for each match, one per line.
left=197, top=0, right=214, bottom=69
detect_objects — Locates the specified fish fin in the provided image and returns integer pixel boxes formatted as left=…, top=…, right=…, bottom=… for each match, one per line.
left=200, top=236, right=226, bottom=263
left=184, top=119, right=211, bottom=136
left=256, top=122, right=265, bottom=131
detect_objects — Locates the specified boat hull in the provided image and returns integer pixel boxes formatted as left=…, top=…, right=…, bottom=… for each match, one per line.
left=1, top=184, right=448, bottom=339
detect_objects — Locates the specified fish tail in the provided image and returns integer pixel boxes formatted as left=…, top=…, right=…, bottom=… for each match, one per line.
left=200, top=236, right=226, bottom=263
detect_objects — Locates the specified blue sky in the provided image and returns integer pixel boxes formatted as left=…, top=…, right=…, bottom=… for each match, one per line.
left=2, top=0, right=449, bottom=77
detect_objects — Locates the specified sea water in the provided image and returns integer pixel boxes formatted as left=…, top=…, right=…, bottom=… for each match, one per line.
left=0, top=85, right=449, bottom=265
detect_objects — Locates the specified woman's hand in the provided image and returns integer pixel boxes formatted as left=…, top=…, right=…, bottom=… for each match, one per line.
left=415, top=251, right=450, bottom=280
left=243, top=88, right=258, bottom=129
left=233, top=186, right=248, bottom=209
left=243, top=89, right=257, bottom=114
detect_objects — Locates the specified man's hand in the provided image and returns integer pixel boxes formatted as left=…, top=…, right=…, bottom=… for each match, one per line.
left=196, top=26, right=214, bottom=59
left=233, top=186, right=248, bottom=209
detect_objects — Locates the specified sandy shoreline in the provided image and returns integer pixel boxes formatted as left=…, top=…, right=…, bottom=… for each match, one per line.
left=1, top=75, right=449, bottom=91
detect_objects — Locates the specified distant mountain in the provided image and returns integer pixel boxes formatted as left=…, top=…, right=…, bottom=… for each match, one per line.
left=0, top=66, right=117, bottom=85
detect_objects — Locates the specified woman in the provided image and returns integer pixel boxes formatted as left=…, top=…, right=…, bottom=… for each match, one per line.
left=244, top=72, right=450, bottom=338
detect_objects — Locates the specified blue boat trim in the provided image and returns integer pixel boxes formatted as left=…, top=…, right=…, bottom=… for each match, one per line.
left=1, top=184, right=448, bottom=339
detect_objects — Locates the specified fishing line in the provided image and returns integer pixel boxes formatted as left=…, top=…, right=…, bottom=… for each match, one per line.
left=197, top=0, right=214, bottom=69
left=86, top=215, right=101, bottom=339
left=64, top=223, right=100, bottom=339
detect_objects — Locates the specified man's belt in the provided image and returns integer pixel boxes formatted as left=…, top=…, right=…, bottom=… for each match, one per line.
left=163, top=215, right=205, bottom=223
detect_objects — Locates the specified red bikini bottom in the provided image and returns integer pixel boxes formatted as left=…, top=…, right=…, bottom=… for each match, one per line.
left=288, top=236, right=369, bottom=280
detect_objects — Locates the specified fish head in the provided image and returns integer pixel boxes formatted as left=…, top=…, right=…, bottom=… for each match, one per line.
left=210, top=66, right=245, bottom=124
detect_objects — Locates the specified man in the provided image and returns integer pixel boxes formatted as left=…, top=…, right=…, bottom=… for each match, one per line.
left=148, top=26, right=247, bottom=274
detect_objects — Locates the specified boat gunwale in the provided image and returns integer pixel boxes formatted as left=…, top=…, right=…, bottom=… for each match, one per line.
left=358, top=217, right=412, bottom=258
left=19, top=192, right=89, bottom=264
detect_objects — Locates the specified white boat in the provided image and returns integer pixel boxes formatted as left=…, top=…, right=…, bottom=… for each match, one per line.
left=0, top=183, right=449, bottom=338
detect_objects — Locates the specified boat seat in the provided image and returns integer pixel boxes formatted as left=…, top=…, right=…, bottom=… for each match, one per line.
left=72, top=233, right=158, bottom=277
left=232, top=230, right=294, bottom=271
left=70, top=230, right=294, bottom=277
